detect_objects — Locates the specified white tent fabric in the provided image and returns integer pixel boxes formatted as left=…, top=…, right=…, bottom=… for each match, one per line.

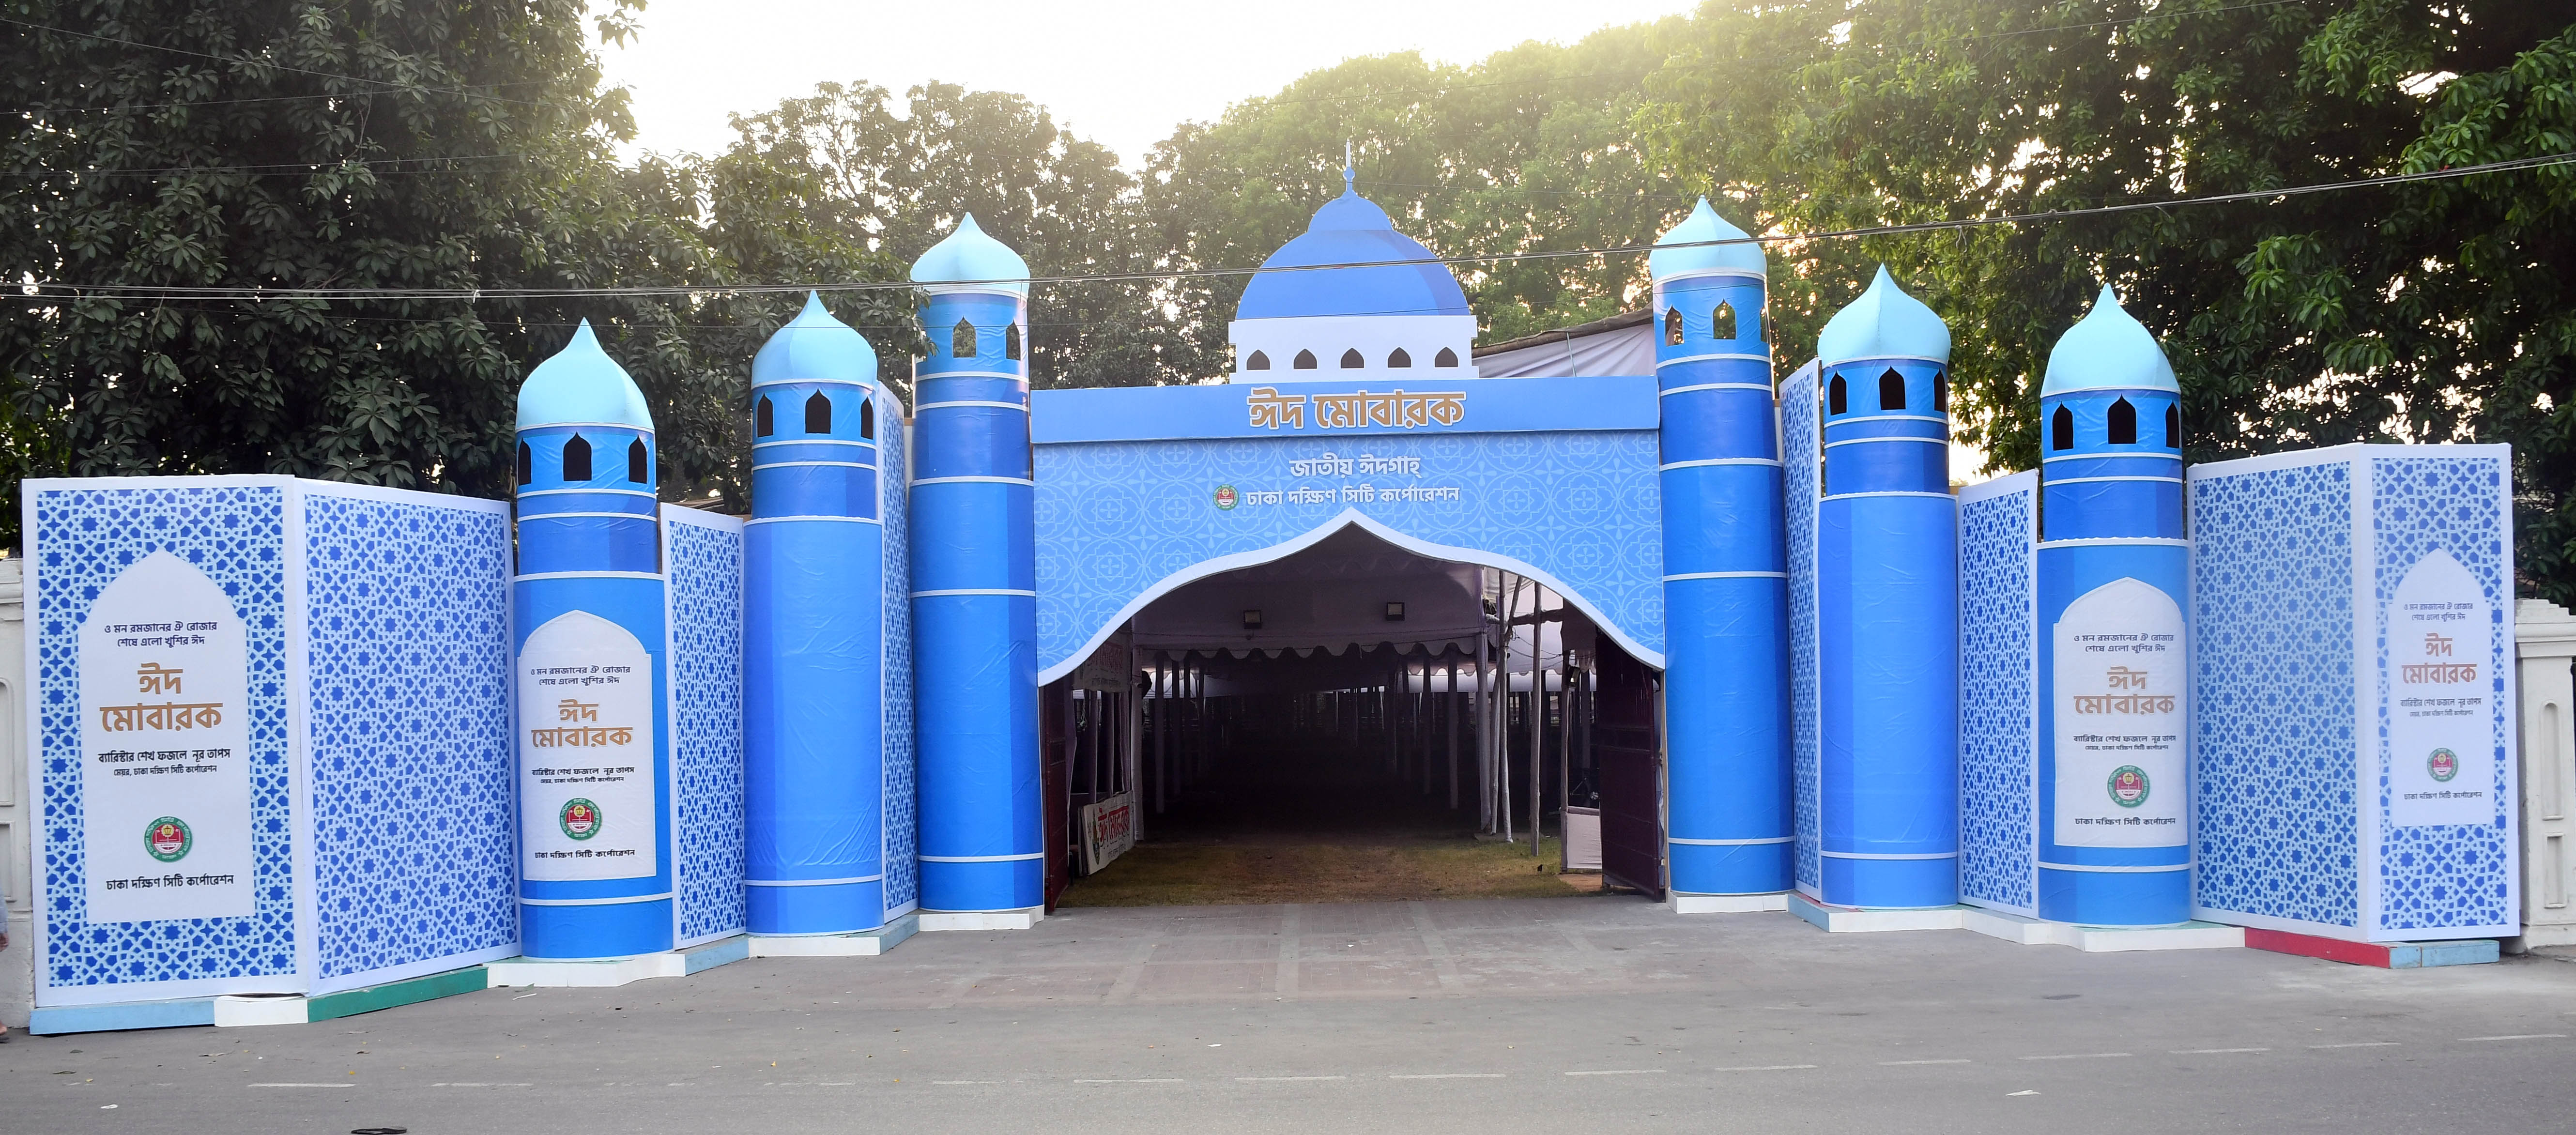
left=1472, top=313, right=1655, bottom=378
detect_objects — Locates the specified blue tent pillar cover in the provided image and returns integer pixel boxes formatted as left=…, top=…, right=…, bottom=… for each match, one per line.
left=1652, top=199, right=1792, bottom=895
left=2036, top=286, right=2193, bottom=926
left=1814, top=266, right=1960, bottom=908
left=511, top=321, right=676, bottom=959
left=909, top=216, right=1044, bottom=914
left=745, top=293, right=889, bottom=934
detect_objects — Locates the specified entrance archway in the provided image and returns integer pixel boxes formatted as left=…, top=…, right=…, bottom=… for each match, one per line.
left=1038, top=524, right=1665, bottom=909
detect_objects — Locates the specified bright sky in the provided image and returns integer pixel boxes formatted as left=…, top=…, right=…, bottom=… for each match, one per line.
left=594, top=0, right=1702, bottom=164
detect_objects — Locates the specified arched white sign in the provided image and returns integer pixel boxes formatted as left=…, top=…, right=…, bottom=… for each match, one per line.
left=518, top=610, right=659, bottom=881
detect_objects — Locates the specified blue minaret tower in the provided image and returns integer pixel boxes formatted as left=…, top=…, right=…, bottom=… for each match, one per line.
left=1814, top=266, right=1959, bottom=908
left=511, top=320, right=675, bottom=959
left=745, top=293, right=888, bottom=936
left=909, top=215, right=1044, bottom=920
left=1652, top=198, right=1792, bottom=899
left=2036, top=285, right=2192, bottom=926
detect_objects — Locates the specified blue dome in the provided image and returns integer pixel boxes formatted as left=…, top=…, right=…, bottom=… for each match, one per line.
left=516, top=320, right=653, bottom=430
left=2042, top=284, right=2177, bottom=396
left=1818, top=265, right=1950, bottom=365
left=1649, top=197, right=1766, bottom=279
left=909, top=214, right=1030, bottom=296
left=753, top=292, right=878, bottom=388
left=1235, top=178, right=1469, bottom=321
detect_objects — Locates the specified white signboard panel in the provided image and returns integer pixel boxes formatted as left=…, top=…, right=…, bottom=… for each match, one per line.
left=2052, top=577, right=2188, bottom=847
left=1080, top=791, right=1136, bottom=875
left=78, top=552, right=257, bottom=923
left=518, top=611, right=659, bottom=881
left=2384, top=551, right=2495, bottom=827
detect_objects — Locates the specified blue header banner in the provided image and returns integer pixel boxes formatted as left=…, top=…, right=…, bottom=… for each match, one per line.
left=1031, top=374, right=1659, bottom=445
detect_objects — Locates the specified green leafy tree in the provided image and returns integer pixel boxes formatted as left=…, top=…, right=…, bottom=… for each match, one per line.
left=1640, top=0, right=2576, bottom=599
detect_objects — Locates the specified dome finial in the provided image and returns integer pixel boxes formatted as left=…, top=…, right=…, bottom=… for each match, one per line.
left=1343, top=140, right=1356, bottom=195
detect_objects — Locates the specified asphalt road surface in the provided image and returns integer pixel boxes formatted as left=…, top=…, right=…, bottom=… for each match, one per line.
left=9, top=895, right=2574, bottom=1133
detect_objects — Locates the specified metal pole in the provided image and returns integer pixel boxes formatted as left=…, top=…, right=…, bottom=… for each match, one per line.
left=1153, top=653, right=1168, bottom=815
left=1446, top=654, right=1460, bottom=810
left=1500, top=574, right=1524, bottom=844
left=1528, top=586, right=1544, bottom=857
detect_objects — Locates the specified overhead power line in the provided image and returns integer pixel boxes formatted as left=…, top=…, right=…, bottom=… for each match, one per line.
left=23, top=150, right=2572, bottom=303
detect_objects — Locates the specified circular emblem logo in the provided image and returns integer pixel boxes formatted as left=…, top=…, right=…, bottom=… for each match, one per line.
left=1213, top=484, right=1238, bottom=510
left=2427, top=748, right=2459, bottom=783
left=559, top=798, right=602, bottom=841
left=145, top=816, right=192, bottom=862
left=2107, top=766, right=2150, bottom=809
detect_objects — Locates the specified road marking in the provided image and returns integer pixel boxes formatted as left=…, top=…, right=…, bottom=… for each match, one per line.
left=1235, top=1075, right=1346, bottom=1082
left=1074, top=1078, right=1185, bottom=1084
left=431, top=1083, right=532, bottom=1088
left=2459, top=1034, right=2567, bottom=1042
left=2008, top=1090, right=2039, bottom=1097
left=248, top=1083, right=345, bottom=1088
left=1389, top=1074, right=1506, bottom=1079
left=1564, top=1069, right=1666, bottom=1076
left=2309, top=1042, right=2400, bottom=1049
left=1713, top=1064, right=1818, bottom=1072
left=1879, top=1059, right=1972, bottom=1065
left=2171, top=1048, right=2269, bottom=1054
left=2019, top=1053, right=2131, bottom=1060
left=932, top=1080, right=1001, bottom=1085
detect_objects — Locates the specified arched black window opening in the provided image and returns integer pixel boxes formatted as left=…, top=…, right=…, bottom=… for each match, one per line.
left=1340, top=348, right=1365, bottom=368
left=1664, top=307, right=1685, bottom=346
left=1828, top=373, right=1848, bottom=415
left=2164, top=403, right=2181, bottom=449
left=1711, top=301, right=1738, bottom=340
left=1246, top=350, right=1271, bottom=370
left=517, top=442, right=533, bottom=486
left=1387, top=348, right=1412, bottom=368
left=804, top=391, right=832, bottom=434
left=2051, top=405, right=2075, bottom=451
left=562, top=434, right=593, bottom=481
left=755, top=396, right=775, bottom=437
left=1878, top=368, right=1907, bottom=411
left=1293, top=349, right=1318, bottom=369
left=1434, top=347, right=1459, bottom=368
left=1004, top=323, right=1022, bottom=361
left=1933, top=371, right=1948, bottom=413
left=627, top=438, right=648, bottom=484
left=2107, top=397, right=2138, bottom=444
left=951, top=318, right=976, bottom=359
left=860, top=399, right=876, bottom=440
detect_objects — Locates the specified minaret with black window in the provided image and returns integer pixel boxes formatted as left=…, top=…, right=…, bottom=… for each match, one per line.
left=744, top=292, right=890, bottom=936
left=907, top=215, right=1046, bottom=927
left=510, top=319, right=676, bottom=959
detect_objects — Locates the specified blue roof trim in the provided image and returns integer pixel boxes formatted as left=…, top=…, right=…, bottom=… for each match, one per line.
left=516, top=320, right=653, bottom=430
left=1032, top=374, right=1657, bottom=445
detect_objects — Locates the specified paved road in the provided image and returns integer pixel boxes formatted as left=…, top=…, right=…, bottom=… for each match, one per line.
left=9, top=895, right=2575, bottom=1133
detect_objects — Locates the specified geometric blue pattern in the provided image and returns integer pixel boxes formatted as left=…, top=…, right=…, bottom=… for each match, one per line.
left=2368, top=452, right=2515, bottom=934
left=666, top=511, right=748, bottom=943
left=1034, top=429, right=1666, bottom=678
left=1958, top=477, right=2036, bottom=913
left=303, top=490, right=516, bottom=988
left=31, top=483, right=300, bottom=995
left=2190, top=458, right=2361, bottom=929
left=1780, top=368, right=1822, bottom=894
left=880, top=396, right=919, bottom=915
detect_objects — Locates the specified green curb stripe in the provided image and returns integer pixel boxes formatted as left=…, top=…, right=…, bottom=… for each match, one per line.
left=306, top=966, right=489, bottom=1022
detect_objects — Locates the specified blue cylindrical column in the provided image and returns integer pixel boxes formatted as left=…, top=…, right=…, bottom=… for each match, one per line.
left=1815, top=267, right=1959, bottom=908
left=745, top=293, right=888, bottom=934
left=2036, top=285, right=2192, bottom=927
left=1653, top=199, right=1791, bottom=896
left=512, top=320, right=675, bottom=959
left=909, top=216, right=1043, bottom=914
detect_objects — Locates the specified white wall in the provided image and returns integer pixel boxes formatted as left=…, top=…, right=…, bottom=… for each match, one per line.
left=1, top=558, right=30, bottom=1028
left=1227, top=315, right=1481, bottom=381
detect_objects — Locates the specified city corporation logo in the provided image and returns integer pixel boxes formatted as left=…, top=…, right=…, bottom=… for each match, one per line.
left=2427, top=747, right=2460, bottom=783
left=559, top=798, right=602, bottom=841
left=2107, top=766, right=2151, bottom=809
left=145, top=816, right=192, bottom=862
left=1213, top=484, right=1238, bottom=510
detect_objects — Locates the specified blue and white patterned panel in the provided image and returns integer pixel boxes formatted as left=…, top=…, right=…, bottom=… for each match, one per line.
left=2190, top=458, right=2360, bottom=929
left=665, top=510, right=747, bottom=943
left=30, top=481, right=300, bottom=999
left=1958, top=476, right=2037, bottom=914
left=1780, top=366, right=1822, bottom=893
left=1034, top=429, right=1664, bottom=678
left=304, top=490, right=516, bottom=990
left=2368, top=451, right=2515, bottom=935
left=881, top=398, right=919, bottom=915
